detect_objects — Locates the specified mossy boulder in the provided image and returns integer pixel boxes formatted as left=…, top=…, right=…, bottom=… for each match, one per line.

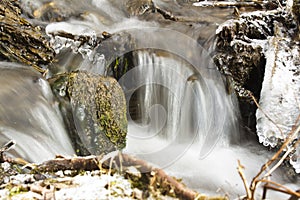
left=49, top=71, right=127, bottom=155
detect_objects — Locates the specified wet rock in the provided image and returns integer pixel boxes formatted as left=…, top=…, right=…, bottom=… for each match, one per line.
left=49, top=71, right=127, bottom=156
left=22, top=1, right=74, bottom=22
left=95, top=32, right=135, bottom=80
left=214, top=8, right=298, bottom=131
left=46, top=23, right=135, bottom=80
left=124, top=0, right=155, bottom=16
left=19, top=0, right=95, bottom=23
left=0, top=0, right=55, bottom=73
left=256, top=35, right=300, bottom=173
left=215, top=6, right=300, bottom=173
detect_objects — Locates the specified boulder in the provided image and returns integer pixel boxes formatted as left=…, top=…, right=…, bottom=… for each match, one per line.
left=49, top=71, right=127, bottom=156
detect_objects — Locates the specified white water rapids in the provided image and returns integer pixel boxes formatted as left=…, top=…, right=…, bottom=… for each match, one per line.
left=1, top=0, right=299, bottom=199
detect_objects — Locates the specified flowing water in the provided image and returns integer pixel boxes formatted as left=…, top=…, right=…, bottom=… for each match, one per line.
left=0, top=62, right=75, bottom=163
left=1, top=0, right=299, bottom=199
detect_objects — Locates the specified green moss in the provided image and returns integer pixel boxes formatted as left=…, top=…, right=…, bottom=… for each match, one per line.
left=8, top=185, right=28, bottom=197
left=50, top=71, right=127, bottom=155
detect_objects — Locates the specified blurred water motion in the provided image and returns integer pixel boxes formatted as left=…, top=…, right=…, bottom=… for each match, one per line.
left=0, top=62, right=74, bottom=163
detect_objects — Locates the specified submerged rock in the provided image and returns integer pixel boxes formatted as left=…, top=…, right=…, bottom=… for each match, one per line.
left=46, top=23, right=135, bottom=79
left=19, top=0, right=79, bottom=22
left=49, top=71, right=127, bottom=156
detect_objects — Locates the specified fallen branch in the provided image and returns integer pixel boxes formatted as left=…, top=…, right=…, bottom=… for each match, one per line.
left=249, top=123, right=300, bottom=198
left=238, top=94, right=300, bottom=199
left=192, top=1, right=263, bottom=8
left=262, top=181, right=300, bottom=198
left=237, top=160, right=251, bottom=199
left=155, top=6, right=219, bottom=23
left=31, top=153, right=199, bottom=200
left=36, top=155, right=100, bottom=172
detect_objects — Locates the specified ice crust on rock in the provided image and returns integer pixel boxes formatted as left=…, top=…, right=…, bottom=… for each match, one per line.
left=256, top=37, right=300, bottom=172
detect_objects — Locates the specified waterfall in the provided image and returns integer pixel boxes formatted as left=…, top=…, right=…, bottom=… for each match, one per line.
left=3, top=0, right=299, bottom=198
left=0, top=62, right=75, bottom=163
left=122, top=44, right=241, bottom=165
left=120, top=48, right=298, bottom=198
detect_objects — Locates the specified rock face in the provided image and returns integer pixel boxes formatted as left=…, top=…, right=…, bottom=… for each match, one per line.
left=0, top=0, right=54, bottom=73
left=68, top=71, right=128, bottom=154
left=50, top=71, right=127, bottom=156
left=256, top=29, right=300, bottom=173
left=214, top=8, right=298, bottom=131
left=215, top=6, right=300, bottom=172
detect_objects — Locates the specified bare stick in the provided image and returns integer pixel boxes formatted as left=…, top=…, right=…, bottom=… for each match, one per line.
left=193, top=1, right=262, bottom=8
left=263, top=147, right=292, bottom=179
left=242, top=94, right=300, bottom=198
left=262, top=180, right=300, bottom=198
left=237, top=160, right=251, bottom=199
left=33, top=154, right=199, bottom=200
left=37, top=156, right=100, bottom=172
left=250, top=123, right=300, bottom=197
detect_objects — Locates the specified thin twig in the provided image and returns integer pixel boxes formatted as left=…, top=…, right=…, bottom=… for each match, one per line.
left=262, top=180, right=300, bottom=198
left=250, top=123, right=300, bottom=197
left=0, top=140, right=16, bottom=153
left=237, top=160, right=251, bottom=199
left=263, top=148, right=292, bottom=179
left=243, top=93, right=300, bottom=199
left=193, top=1, right=262, bottom=8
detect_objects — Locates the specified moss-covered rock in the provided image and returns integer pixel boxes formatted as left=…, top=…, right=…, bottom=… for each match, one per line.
left=49, top=71, right=127, bottom=155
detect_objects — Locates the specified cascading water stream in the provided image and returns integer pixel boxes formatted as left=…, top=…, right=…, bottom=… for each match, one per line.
left=123, top=50, right=299, bottom=198
left=121, top=49, right=251, bottom=198
left=0, top=63, right=75, bottom=163
left=123, top=49, right=240, bottom=160
left=1, top=0, right=299, bottom=199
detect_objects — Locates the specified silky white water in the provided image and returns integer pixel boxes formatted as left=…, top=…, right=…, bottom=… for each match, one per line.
left=0, top=63, right=75, bottom=163
left=122, top=51, right=299, bottom=199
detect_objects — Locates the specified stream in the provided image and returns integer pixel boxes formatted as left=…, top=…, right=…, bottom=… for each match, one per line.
left=1, top=0, right=299, bottom=199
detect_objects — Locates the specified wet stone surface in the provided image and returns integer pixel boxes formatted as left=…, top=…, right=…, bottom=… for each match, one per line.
left=214, top=8, right=298, bottom=132
left=0, top=0, right=55, bottom=73
left=49, top=71, right=127, bottom=156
